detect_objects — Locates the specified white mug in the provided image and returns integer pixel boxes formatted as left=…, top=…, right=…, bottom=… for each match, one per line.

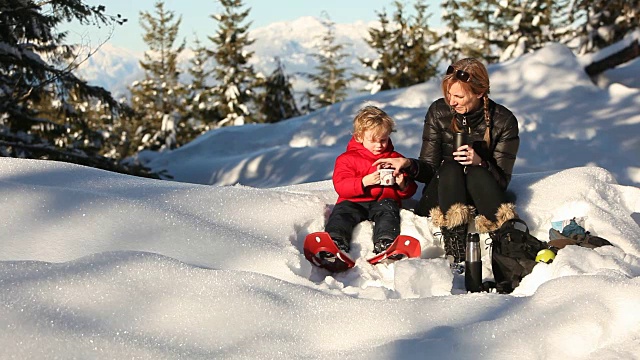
left=379, top=168, right=396, bottom=186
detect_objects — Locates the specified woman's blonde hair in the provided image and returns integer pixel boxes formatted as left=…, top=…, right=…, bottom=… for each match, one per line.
left=442, top=58, right=492, bottom=147
left=353, top=105, right=395, bottom=140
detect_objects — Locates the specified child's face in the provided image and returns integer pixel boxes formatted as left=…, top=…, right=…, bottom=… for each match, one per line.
left=358, top=129, right=390, bottom=155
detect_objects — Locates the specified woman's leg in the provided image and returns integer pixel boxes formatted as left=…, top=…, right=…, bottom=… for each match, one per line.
left=437, top=160, right=468, bottom=214
left=465, top=166, right=505, bottom=222
left=465, top=166, right=517, bottom=233
left=430, top=160, right=471, bottom=264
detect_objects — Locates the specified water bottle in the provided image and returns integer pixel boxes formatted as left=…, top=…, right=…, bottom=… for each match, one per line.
left=453, top=132, right=468, bottom=154
left=465, top=233, right=483, bottom=292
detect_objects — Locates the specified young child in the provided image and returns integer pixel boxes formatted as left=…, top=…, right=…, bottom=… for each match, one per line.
left=324, top=105, right=417, bottom=255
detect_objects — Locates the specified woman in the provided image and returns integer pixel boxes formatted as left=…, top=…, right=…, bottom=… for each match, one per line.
left=373, top=58, right=519, bottom=264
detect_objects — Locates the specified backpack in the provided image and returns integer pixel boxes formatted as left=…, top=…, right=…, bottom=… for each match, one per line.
left=489, top=219, right=548, bottom=294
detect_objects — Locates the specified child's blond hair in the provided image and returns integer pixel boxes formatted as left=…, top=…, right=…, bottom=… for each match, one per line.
left=353, top=105, right=395, bottom=140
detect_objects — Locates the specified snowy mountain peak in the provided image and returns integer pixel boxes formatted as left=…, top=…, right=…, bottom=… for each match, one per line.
left=74, top=16, right=374, bottom=97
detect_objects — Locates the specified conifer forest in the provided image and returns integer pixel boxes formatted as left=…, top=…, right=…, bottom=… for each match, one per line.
left=1, top=0, right=637, bottom=178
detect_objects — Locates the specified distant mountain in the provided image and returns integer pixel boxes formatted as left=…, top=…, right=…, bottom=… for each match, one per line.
left=74, top=16, right=377, bottom=99
left=75, top=43, right=144, bottom=98
left=248, top=16, right=376, bottom=97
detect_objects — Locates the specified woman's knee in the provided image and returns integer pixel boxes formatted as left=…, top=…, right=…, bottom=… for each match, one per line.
left=465, top=166, right=499, bottom=192
left=438, top=160, right=465, bottom=180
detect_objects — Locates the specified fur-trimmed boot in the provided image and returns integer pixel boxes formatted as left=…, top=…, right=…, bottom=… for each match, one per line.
left=474, top=203, right=518, bottom=234
left=431, top=203, right=472, bottom=264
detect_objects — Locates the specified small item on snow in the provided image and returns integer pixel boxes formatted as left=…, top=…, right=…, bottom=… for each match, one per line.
left=547, top=219, right=614, bottom=250
left=561, top=218, right=587, bottom=237
left=535, top=249, right=556, bottom=263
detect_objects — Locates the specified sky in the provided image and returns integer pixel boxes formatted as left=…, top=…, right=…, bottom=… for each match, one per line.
left=69, top=0, right=439, bottom=52
left=1, top=38, right=640, bottom=358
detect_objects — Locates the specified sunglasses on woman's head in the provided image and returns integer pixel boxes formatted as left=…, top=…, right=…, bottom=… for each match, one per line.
left=446, top=65, right=471, bottom=82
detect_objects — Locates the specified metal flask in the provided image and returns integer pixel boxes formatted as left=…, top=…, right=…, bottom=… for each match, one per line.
left=453, top=132, right=468, bottom=154
left=465, top=233, right=483, bottom=293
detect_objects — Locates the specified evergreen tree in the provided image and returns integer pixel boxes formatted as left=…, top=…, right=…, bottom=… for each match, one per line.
left=359, top=1, right=440, bottom=93
left=0, top=0, right=126, bottom=160
left=403, top=1, right=440, bottom=85
left=208, top=0, right=258, bottom=126
left=307, top=16, right=351, bottom=108
left=440, top=0, right=467, bottom=64
left=570, top=0, right=640, bottom=54
left=548, top=0, right=577, bottom=45
left=260, top=58, right=299, bottom=123
left=388, top=1, right=413, bottom=88
left=496, top=0, right=555, bottom=61
left=357, top=8, right=395, bottom=94
left=298, top=90, right=315, bottom=115
left=101, top=100, right=137, bottom=160
left=129, top=0, right=186, bottom=151
left=185, top=37, right=218, bottom=134
left=459, top=0, right=501, bottom=63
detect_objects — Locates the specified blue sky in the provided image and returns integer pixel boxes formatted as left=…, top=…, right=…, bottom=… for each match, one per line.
left=67, top=0, right=442, bottom=51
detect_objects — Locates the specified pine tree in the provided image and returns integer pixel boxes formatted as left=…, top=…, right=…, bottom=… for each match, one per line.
left=129, top=1, right=186, bottom=151
left=388, top=1, right=414, bottom=88
left=549, top=0, right=577, bottom=45
left=459, top=0, right=502, bottom=63
left=298, top=90, right=315, bottom=115
left=208, top=0, right=258, bottom=126
left=185, top=37, right=218, bottom=134
left=0, top=0, right=126, bottom=160
left=260, top=58, right=299, bottom=123
left=440, top=0, right=467, bottom=64
left=403, top=1, right=440, bottom=85
left=496, top=0, right=555, bottom=61
left=307, top=17, right=351, bottom=109
left=357, top=8, right=395, bottom=94
left=359, top=1, right=440, bottom=93
left=570, top=0, right=640, bottom=54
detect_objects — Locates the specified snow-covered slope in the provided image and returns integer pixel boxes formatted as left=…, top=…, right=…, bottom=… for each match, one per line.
left=141, top=42, right=640, bottom=188
left=1, top=157, right=639, bottom=359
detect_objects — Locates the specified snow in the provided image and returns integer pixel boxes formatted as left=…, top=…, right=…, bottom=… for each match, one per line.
left=2, top=41, right=640, bottom=359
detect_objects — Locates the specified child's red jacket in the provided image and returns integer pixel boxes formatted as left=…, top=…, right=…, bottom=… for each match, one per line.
left=333, top=136, right=417, bottom=205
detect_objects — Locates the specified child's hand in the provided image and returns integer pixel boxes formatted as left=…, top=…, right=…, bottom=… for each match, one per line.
left=362, top=171, right=380, bottom=188
left=396, top=173, right=407, bottom=190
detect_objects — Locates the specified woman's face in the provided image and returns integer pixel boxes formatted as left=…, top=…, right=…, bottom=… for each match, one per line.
left=447, top=82, right=482, bottom=114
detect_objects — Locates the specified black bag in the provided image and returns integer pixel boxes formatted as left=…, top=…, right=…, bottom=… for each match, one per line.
left=489, top=219, right=548, bottom=294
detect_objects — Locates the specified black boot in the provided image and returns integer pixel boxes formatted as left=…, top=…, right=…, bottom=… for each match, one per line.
left=327, top=234, right=350, bottom=253
left=441, top=224, right=467, bottom=264
left=373, top=237, right=394, bottom=254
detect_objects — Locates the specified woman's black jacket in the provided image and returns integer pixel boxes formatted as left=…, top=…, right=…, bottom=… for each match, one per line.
left=413, top=97, right=520, bottom=190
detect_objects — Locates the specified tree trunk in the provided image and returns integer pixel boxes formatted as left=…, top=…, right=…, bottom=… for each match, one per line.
left=585, top=39, right=640, bottom=77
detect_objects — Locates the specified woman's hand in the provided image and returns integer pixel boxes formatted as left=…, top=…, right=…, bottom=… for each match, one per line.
left=453, top=145, right=481, bottom=166
left=371, top=157, right=411, bottom=176
left=395, top=173, right=407, bottom=190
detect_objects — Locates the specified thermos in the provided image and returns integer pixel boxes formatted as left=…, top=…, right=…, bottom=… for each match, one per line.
left=465, top=233, right=483, bottom=292
left=453, top=132, right=468, bottom=154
